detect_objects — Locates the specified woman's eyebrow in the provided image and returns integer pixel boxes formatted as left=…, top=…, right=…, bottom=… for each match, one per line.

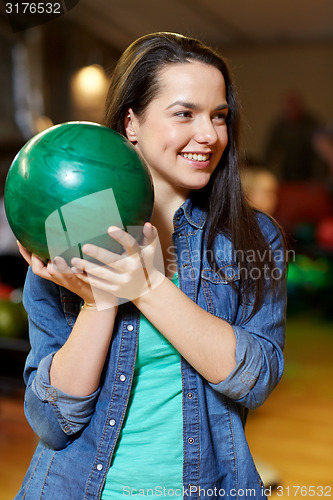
left=166, top=101, right=229, bottom=111
left=166, top=100, right=199, bottom=110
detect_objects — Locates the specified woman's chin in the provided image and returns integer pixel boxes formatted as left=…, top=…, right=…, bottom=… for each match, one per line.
left=187, top=177, right=212, bottom=191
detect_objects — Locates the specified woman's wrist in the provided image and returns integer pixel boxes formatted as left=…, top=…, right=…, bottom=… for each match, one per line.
left=80, top=301, right=118, bottom=314
left=81, top=301, right=98, bottom=312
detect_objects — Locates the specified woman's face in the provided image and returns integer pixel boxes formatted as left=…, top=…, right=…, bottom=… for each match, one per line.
left=125, top=61, right=229, bottom=195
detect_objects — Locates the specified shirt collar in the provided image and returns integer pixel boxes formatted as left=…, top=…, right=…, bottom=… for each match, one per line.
left=174, top=198, right=207, bottom=229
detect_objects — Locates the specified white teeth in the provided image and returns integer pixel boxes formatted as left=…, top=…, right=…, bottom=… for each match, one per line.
left=181, top=153, right=209, bottom=161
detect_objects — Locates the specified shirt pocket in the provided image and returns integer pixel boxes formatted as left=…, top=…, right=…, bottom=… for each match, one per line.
left=59, top=287, right=82, bottom=328
left=200, top=262, right=240, bottom=323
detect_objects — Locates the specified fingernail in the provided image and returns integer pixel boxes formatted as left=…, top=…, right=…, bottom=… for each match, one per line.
left=108, top=226, right=121, bottom=232
left=48, top=260, right=56, bottom=271
left=82, top=244, right=92, bottom=253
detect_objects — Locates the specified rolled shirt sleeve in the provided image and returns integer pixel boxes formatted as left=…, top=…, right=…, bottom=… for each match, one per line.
left=32, top=352, right=100, bottom=434
left=22, top=269, right=100, bottom=449
left=209, top=215, right=287, bottom=409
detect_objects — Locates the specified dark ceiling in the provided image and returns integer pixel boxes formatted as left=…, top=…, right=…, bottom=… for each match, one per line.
left=66, top=0, right=333, bottom=51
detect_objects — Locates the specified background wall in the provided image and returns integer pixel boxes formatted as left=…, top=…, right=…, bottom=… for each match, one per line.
left=0, top=4, right=333, bottom=497
left=223, top=42, right=333, bottom=161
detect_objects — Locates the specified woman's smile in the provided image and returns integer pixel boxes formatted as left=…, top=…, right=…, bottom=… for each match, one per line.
left=178, top=151, right=212, bottom=169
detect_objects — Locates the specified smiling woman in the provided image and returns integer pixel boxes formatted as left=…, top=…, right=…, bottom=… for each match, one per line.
left=15, top=32, right=287, bottom=500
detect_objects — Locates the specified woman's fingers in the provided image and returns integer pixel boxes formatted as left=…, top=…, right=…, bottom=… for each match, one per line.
left=17, top=241, right=33, bottom=266
left=73, top=225, right=156, bottom=271
left=141, top=222, right=156, bottom=246
left=17, top=224, right=161, bottom=300
left=70, top=225, right=157, bottom=299
left=46, top=256, right=79, bottom=282
left=72, top=226, right=147, bottom=271
left=107, top=226, right=140, bottom=255
left=74, top=226, right=136, bottom=269
left=29, top=253, right=56, bottom=281
left=51, top=256, right=73, bottom=274
left=79, top=244, right=122, bottom=267
left=17, top=241, right=55, bottom=280
left=15, top=242, right=116, bottom=308
left=69, top=223, right=165, bottom=302
left=71, top=254, right=125, bottom=281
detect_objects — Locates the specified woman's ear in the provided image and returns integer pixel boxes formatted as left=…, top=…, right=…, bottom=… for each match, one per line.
left=124, top=109, right=138, bottom=144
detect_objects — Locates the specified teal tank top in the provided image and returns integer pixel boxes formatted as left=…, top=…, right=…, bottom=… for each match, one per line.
left=101, top=274, right=183, bottom=498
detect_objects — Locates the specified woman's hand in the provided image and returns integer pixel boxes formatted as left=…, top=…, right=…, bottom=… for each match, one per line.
left=71, top=222, right=165, bottom=302
left=17, top=241, right=117, bottom=310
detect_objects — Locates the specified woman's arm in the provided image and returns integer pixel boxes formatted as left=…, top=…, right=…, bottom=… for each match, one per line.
left=133, top=277, right=237, bottom=383
left=211, top=216, right=287, bottom=409
left=18, top=244, right=118, bottom=448
left=136, top=222, right=286, bottom=407
left=19, top=243, right=118, bottom=397
left=72, top=221, right=286, bottom=407
left=22, top=269, right=104, bottom=449
left=72, top=224, right=237, bottom=383
left=50, top=303, right=117, bottom=396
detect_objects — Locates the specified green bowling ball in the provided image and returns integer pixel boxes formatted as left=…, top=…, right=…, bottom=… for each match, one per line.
left=4, top=122, right=154, bottom=263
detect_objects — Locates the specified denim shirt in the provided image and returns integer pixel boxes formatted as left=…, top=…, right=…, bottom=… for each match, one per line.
left=15, top=199, right=286, bottom=500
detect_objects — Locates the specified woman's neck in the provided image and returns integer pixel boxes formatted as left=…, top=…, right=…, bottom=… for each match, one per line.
left=150, top=177, right=190, bottom=226
left=150, top=179, right=190, bottom=279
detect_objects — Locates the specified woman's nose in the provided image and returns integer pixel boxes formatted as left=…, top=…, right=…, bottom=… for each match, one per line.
left=193, top=118, right=218, bottom=145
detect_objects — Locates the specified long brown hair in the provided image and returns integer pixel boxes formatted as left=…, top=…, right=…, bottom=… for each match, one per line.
left=103, top=32, right=286, bottom=320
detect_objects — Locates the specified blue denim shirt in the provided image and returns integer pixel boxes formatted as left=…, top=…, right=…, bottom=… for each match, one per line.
left=15, top=199, right=286, bottom=500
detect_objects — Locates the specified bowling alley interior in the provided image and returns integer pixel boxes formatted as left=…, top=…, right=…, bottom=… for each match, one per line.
left=0, top=2, right=333, bottom=498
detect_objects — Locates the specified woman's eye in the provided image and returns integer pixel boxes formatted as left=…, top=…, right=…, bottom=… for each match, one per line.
left=174, top=111, right=192, bottom=119
left=214, top=113, right=228, bottom=123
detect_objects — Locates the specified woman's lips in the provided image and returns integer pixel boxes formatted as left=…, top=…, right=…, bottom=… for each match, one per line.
left=180, top=152, right=210, bottom=162
left=179, top=152, right=212, bottom=168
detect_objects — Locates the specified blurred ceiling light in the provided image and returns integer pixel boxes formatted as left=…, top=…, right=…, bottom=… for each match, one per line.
left=71, top=64, right=109, bottom=104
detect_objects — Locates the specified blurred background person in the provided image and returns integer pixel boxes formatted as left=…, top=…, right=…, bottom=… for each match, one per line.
left=313, top=125, right=333, bottom=190
left=240, top=165, right=279, bottom=216
left=265, top=90, right=327, bottom=182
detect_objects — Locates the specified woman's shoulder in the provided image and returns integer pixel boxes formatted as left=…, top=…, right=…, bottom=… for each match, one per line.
left=254, top=210, right=285, bottom=244
left=206, top=210, right=285, bottom=253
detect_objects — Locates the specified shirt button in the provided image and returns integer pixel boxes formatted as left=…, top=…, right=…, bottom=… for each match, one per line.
left=182, top=263, right=189, bottom=268
left=187, top=392, right=193, bottom=399
left=96, top=464, right=103, bottom=471
left=188, top=437, right=194, bottom=444
left=119, top=374, right=126, bottom=382
left=109, top=419, right=116, bottom=426
left=127, top=324, right=134, bottom=331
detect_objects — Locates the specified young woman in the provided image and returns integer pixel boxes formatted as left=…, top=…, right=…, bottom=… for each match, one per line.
left=15, top=32, right=286, bottom=499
